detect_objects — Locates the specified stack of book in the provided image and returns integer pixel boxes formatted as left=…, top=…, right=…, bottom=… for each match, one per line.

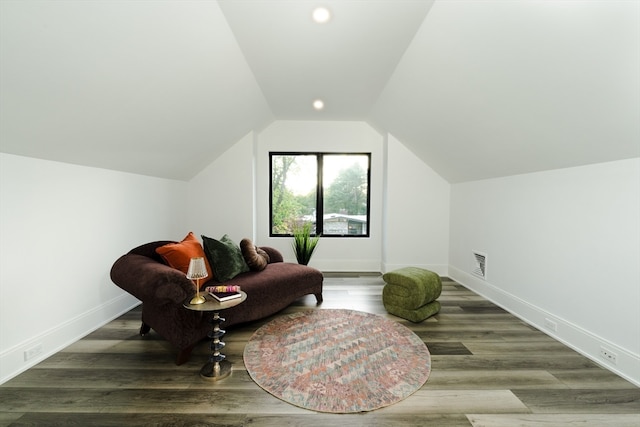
left=206, top=285, right=242, bottom=302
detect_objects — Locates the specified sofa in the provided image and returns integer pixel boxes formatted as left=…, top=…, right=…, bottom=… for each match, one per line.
left=110, top=239, right=323, bottom=365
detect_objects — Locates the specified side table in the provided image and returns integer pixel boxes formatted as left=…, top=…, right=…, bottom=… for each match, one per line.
left=183, top=291, right=247, bottom=381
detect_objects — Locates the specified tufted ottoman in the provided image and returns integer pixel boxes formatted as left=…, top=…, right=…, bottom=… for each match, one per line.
left=382, top=267, right=442, bottom=322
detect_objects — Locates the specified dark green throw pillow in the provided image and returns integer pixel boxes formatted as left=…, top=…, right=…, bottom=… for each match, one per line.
left=201, top=234, right=250, bottom=282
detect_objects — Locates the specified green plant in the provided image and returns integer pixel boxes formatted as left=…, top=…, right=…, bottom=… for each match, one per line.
left=292, top=222, right=320, bottom=265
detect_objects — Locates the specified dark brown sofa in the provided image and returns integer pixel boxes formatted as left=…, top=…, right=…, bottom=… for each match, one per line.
left=110, top=240, right=323, bottom=364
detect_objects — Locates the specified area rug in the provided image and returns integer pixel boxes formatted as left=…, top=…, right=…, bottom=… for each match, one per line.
left=243, top=309, right=431, bottom=413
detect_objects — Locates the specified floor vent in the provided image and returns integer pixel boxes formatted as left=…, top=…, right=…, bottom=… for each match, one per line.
left=472, top=251, right=487, bottom=279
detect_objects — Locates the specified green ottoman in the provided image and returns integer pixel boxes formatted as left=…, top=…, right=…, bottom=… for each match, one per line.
left=382, top=267, right=442, bottom=322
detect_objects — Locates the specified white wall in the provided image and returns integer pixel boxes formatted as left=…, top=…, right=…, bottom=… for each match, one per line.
left=0, top=153, right=187, bottom=383
left=188, top=122, right=452, bottom=273
left=255, top=121, right=384, bottom=271
left=449, top=158, right=640, bottom=385
left=383, top=134, right=450, bottom=275
left=3, top=134, right=636, bottom=388
left=188, top=132, right=255, bottom=244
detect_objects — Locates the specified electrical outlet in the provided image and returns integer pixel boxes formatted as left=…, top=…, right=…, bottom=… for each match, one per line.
left=600, top=346, right=617, bottom=365
left=544, top=318, right=558, bottom=332
left=24, top=343, right=43, bottom=361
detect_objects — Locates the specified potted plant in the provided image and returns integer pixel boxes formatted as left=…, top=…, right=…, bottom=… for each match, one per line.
left=292, top=222, right=320, bottom=265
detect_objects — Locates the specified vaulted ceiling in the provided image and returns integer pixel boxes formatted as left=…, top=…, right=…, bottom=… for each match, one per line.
left=1, top=1, right=638, bottom=183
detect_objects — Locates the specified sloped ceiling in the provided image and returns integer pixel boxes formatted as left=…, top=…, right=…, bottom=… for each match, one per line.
left=0, top=0, right=273, bottom=180
left=1, top=0, right=638, bottom=182
left=371, top=0, right=640, bottom=182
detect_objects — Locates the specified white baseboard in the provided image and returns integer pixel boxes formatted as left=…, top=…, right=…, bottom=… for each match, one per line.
left=448, top=266, right=640, bottom=387
left=382, top=263, right=449, bottom=276
left=310, top=261, right=449, bottom=276
left=0, top=293, right=140, bottom=385
left=307, top=258, right=383, bottom=273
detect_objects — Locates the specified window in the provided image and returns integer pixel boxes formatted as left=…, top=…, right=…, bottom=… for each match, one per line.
left=270, top=152, right=371, bottom=237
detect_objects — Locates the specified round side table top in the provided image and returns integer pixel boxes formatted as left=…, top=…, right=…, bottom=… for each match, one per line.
left=183, top=291, right=247, bottom=312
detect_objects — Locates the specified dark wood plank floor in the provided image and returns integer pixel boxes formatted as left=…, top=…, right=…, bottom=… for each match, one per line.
left=1, top=276, right=639, bottom=426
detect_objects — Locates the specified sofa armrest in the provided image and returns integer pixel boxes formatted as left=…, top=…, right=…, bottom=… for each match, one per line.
left=259, top=246, right=284, bottom=263
left=110, top=254, right=195, bottom=304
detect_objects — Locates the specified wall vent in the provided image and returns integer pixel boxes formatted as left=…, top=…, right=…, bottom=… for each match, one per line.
left=472, top=251, right=487, bottom=279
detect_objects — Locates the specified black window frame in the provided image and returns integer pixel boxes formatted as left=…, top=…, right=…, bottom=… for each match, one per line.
left=269, top=152, right=371, bottom=238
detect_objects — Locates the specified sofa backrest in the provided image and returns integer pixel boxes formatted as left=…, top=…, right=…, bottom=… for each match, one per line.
left=128, top=240, right=175, bottom=264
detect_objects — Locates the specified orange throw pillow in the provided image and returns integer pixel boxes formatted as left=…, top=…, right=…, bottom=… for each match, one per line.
left=155, top=232, right=213, bottom=285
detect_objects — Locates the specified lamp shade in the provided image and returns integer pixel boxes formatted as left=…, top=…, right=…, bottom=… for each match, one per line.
left=186, top=257, right=209, bottom=281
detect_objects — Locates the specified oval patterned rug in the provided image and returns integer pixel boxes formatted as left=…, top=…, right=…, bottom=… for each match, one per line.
left=243, top=309, right=431, bottom=413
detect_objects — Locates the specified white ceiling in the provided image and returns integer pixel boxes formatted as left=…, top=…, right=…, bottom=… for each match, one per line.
left=1, top=0, right=638, bottom=182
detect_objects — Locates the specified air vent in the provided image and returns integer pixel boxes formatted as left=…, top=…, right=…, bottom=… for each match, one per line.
left=472, top=251, right=487, bottom=279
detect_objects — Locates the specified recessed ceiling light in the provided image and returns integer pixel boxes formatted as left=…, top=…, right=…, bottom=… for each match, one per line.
left=313, top=99, right=325, bottom=110
left=312, top=7, right=331, bottom=24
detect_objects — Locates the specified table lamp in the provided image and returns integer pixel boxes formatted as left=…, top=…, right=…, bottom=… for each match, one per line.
left=187, top=257, right=208, bottom=305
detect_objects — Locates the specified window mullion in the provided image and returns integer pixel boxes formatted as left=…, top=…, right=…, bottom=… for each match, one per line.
left=316, top=154, right=323, bottom=236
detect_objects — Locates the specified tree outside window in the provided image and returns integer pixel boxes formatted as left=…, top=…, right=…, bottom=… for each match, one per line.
left=270, top=153, right=370, bottom=237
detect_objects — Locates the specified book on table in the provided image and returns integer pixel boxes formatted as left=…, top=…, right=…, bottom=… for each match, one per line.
left=206, top=285, right=242, bottom=302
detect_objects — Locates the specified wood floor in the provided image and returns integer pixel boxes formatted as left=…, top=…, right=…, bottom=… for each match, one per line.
left=1, top=276, right=639, bottom=426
